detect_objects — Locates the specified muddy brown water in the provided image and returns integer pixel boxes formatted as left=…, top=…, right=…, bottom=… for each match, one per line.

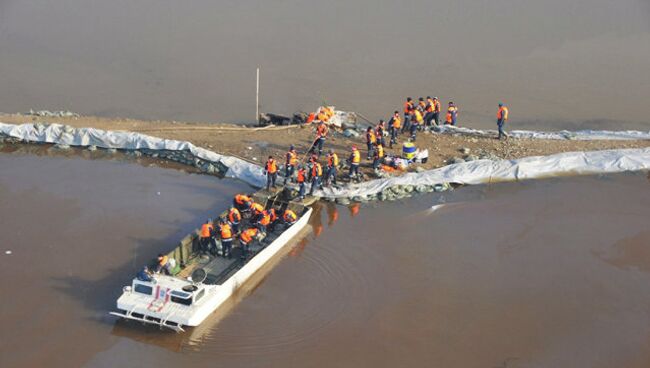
left=1, top=151, right=650, bottom=368
left=1, top=0, right=649, bottom=129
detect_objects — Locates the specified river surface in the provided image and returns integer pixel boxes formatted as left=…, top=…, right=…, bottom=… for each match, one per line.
left=1, top=151, right=649, bottom=367
left=1, top=0, right=649, bottom=129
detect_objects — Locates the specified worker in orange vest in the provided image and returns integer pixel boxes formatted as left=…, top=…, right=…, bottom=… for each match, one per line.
left=227, top=206, right=241, bottom=233
left=309, top=121, right=329, bottom=155
left=284, top=145, right=298, bottom=185
left=156, top=253, right=173, bottom=275
left=418, top=97, right=426, bottom=113
left=264, top=155, right=278, bottom=190
left=372, top=142, right=384, bottom=171
left=199, top=219, right=215, bottom=255
left=432, top=97, right=441, bottom=126
left=348, top=146, right=361, bottom=179
left=283, top=209, right=298, bottom=226
left=325, top=149, right=339, bottom=186
left=389, top=111, right=401, bottom=147
left=411, top=108, right=424, bottom=140
left=424, top=96, right=435, bottom=128
left=233, top=194, right=252, bottom=212
left=255, top=209, right=272, bottom=233
left=376, top=120, right=386, bottom=147
left=218, top=219, right=234, bottom=258
left=402, top=97, right=414, bottom=133
left=366, top=126, right=376, bottom=160
left=446, top=102, right=458, bottom=126
left=296, top=164, right=307, bottom=200
left=497, top=102, right=510, bottom=140
left=309, top=159, right=323, bottom=195
left=239, top=227, right=259, bottom=259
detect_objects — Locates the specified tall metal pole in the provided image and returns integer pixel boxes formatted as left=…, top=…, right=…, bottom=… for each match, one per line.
left=256, top=67, right=260, bottom=125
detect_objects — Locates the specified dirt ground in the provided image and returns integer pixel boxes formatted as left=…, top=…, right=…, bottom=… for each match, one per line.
left=2, top=113, right=649, bottom=180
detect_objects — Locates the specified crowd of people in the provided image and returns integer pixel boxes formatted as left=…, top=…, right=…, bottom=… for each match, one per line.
left=260, top=98, right=509, bottom=196
left=136, top=193, right=299, bottom=280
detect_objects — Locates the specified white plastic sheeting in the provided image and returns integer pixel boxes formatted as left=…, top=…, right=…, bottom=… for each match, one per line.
left=0, top=122, right=267, bottom=187
left=318, top=148, right=650, bottom=198
left=436, top=125, right=650, bottom=141
left=2, top=122, right=650, bottom=200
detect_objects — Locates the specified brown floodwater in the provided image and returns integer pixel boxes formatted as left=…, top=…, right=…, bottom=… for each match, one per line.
left=1, top=0, right=649, bottom=129
left=1, top=150, right=649, bottom=368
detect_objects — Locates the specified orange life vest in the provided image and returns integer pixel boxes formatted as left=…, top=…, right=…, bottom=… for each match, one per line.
left=266, top=159, right=277, bottom=174
left=367, top=130, right=376, bottom=144
left=317, top=112, right=327, bottom=122
left=351, top=150, right=361, bottom=164
left=306, top=112, right=315, bottom=125
left=497, top=106, right=509, bottom=120
left=234, top=194, right=251, bottom=205
left=375, top=144, right=384, bottom=158
left=446, top=106, right=458, bottom=123
left=158, top=255, right=168, bottom=266
left=228, top=208, right=241, bottom=223
left=426, top=98, right=435, bottom=112
left=403, top=101, right=414, bottom=114
left=287, top=150, right=298, bottom=166
left=418, top=101, right=426, bottom=110
left=259, top=212, right=271, bottom=226
left=391, top=115, right=401, bottom=129
left=297, top=169, right=306, bottom=183
left=434, top=99, right=441, bottom=113
left=283, top=210, right=297, bottom=223
left=327, top=153, right=339, bottom=167
left=220, top=223, right=233, bottom=240
left=317, top=123, right=328, bottom=138
left=250, top=202, right=264, bottom=214
left=200, top=223, right=213, bottom=238
left=311, top=162, right=323, bottom=177
left=414, top=110, right=424, bottom=124
left=240, top=228, right=258, bottom=243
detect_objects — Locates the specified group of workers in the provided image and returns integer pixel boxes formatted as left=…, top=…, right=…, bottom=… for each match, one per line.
left=259, top=99, right=509, bottom=198
left=136, top=193, right=300, bottom=280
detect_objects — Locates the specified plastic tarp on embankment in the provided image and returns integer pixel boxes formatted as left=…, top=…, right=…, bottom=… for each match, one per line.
left=0, top=122, right=267, bottom=188
left=436, top=125, right=650, bottom=140
left=2, top=122, right=650, bottom=200
left=319, top=148, right=650, bottom=199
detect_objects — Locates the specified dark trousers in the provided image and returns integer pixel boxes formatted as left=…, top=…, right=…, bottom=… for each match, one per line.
left=410, top=123, right=418, bottom=140
left=432, top=112, right=439, bottom=126
left=298, top=182, right=306, bottom=198
left=402, top=114, right=411, bottom=133
left=424, top=112, right=434, bottom=127
left=373, top=157, right=382, bottom=171
left=310, top=176, right=321, bottom=195
left=497, top=120, right=506, bottom=139
left=366, top=142, right=374, bottom=159
left=390, top=127, right=398, bottom=146
left=309, top=138, right=325, bottom=155
left=266, top=172, right=277, bottom=190
left=349, top=163, right=360, bottom=177
left=325, top=166, right=337, bottom=185
left=230, top=221, right=240, bottom=233
left=221, top=238, right=233, bottom=257
left=284, top=165, right=294, bottom=184
left=240, top=241, right=251, bottom=259
left=200, top=237, right=213, bottom=254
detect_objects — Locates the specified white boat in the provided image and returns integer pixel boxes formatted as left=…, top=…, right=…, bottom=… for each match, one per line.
left=110, top=196, right=313, bottom=332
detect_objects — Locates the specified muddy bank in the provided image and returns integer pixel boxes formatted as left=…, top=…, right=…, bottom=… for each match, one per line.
left=2, top=120, right=650, bottom=204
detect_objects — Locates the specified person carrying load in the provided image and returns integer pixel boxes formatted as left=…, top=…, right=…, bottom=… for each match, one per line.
left=348, top=146, right=361, bottom=180
left=233, top=194, right=252, bottom=213
left=497, top=102, right=509, bottom=140
left=389, top=111, right=401, bottom=147
left=199, top=220, right=215, bottom=255
left=228, top=206, right=241, bottom=233
left=264, top=155, right=278, bottom=190
left=284, top=145, right=298, bottom=184
left=218, top=219, right=234, bottom=258
left=308, top=121, right=329, bottom=156
left=325, top=150, right=339, bottom=186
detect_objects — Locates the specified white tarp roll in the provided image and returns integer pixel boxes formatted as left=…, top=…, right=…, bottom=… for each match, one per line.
left=2, top=122, right=650, bottom=200
left=435, top=125, right=650, bottom=141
